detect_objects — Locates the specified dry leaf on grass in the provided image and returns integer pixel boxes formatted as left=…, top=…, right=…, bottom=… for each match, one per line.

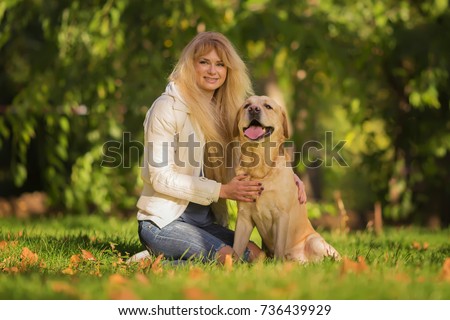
left=3, top=266, right=19, bottom=273
left=151, top=254, right=164, bottom=274
left=340, top=256, right=369, bottom=275
left=20, top=247, right=40, bottom=270
left=81, top=249, right=96, bottom=261
left=183, top=287, right=216, bottom=300
left=109, top=273, right=129, bottom=285
left=135, top=273, right=150, bottom=285
left=412, top=241, right=429, bottom=251
left=21, top=247, right=39, bottom=264
left=62, top=267, right=76, bottom=275
left=51, top=281, right=79, bottom=297
left=440, top=257, right=450, bottom=282
left=70, top=254, right=81, bottom=266
left=109, top=288, right=139, bottom=300
left=189, top=267, right=206, bottom=280
left=224, top=254, right=233, bottom=271
left=0, top=241, right=8, bottom=251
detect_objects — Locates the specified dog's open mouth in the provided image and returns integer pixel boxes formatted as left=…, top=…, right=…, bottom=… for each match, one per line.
left=243, top=119, right=274, bottom=141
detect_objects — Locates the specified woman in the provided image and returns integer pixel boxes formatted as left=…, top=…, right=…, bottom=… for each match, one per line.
left=133, top=31, right=305, bottom=264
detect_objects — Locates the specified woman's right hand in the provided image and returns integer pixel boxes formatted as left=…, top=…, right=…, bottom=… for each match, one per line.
left=219, top=174, right=263, bottom=202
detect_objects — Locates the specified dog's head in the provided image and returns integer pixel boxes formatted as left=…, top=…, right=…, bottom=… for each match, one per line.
left=233, top=95, right=290, bottom=142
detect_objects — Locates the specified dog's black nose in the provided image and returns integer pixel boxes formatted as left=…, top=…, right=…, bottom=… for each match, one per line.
left=248, top=105, right=261, bottom=116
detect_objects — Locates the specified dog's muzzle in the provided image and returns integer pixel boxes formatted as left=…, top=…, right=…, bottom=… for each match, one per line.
left=243, top=119, right=274, bottom=141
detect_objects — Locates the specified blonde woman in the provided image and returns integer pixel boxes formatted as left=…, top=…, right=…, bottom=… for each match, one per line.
left=133, top=32, right=305, bottom=264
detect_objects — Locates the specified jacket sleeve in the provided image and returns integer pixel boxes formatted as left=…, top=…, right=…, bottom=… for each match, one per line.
left=142, top=96, right=222, bottom=205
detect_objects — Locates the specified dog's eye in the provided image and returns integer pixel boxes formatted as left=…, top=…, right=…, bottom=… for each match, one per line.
left=264, top=104, right=272, bottom=110
left=243, top=103, right=251, bottom=109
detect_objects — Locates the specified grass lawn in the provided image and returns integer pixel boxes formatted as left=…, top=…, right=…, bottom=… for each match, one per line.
left=0, top=214, right=449, bottom=299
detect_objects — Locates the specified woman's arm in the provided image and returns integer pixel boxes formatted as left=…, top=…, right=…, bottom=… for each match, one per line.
left=294, top=173, right=307, bottom=204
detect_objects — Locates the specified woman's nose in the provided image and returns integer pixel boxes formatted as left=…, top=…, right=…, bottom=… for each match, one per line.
left=208, top=64, right=216, bottom=74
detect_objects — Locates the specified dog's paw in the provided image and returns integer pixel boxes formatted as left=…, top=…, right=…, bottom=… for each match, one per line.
left=305, top=235, right=340, bottom=262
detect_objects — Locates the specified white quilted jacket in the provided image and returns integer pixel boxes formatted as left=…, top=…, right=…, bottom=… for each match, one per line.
left=136, top=82, right=228, bottom=228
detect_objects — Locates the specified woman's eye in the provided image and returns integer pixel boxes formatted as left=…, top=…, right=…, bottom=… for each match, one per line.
left=217, top=63, right=225, bottom=67
left=199, top=60, right=208, bottom=64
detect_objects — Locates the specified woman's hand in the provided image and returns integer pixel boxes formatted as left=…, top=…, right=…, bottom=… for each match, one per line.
left=294, top=174, right=307, bottom=204
left=220, top=174, right=263, bottom=202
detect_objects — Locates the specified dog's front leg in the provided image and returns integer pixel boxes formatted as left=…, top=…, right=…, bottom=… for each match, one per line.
left=273, top=213, right=289, bottom=260
left=233, top=209, right=255, bottom=259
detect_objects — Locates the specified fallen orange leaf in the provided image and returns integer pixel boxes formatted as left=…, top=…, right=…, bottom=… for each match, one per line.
left=21, top=247, right=39, bottom=266
left=412, top=241, right=429, bottom=251
left=394, top=272, right=411, bottom=283
left=412, top=241, right=422, bottom=250
left=151, top=254, right=164, bottom=274
left=138, top=258, right=152, bottom=270
left=135, top=273, right=150, bottom=285
left=340, top=256, right=369, bottom=275
left=62, top=267, right=76, bottom=275
left=224, top=254, right=233, bottom=272
left=51, top=281, right=78, bottom=297
left=81, top=249, right=96, bottom=261
left=0, top=241, right=7, bottom=251
left=183, top=287, right=216, bottom=300
left=3, top=266, right=19, bottom=273
left=189, top=267, right=206, bottom=280
left=70, top=254, right=81, bottom=266
left=109, top=288, right=139, bottom=300
left=440, top=257, right=450, bottom=282
left=109, top=273, right=128, bottom=285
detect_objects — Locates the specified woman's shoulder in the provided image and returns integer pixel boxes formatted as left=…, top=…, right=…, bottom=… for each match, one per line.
left=152, top=94, right=176, bottom=110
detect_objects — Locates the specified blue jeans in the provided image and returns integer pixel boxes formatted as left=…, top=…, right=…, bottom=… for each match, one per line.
left=138, top=218, right=250, bottom=263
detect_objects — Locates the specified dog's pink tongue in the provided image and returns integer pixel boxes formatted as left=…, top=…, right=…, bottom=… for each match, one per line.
left=244, top=126, right=264, bottom=140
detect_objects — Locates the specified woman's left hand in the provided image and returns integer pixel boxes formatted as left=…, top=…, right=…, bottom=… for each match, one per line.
left=294, top=174, right=307, bottom=204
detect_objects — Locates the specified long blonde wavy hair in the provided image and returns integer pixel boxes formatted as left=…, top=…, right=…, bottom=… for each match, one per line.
left=169, top=31, right=253, bottom=182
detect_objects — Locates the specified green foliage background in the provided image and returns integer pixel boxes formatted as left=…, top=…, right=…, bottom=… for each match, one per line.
left=1, top=0, right=449, bottom=226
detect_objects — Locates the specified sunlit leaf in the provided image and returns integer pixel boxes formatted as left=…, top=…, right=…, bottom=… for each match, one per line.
left=70, top=254, right=81, bottom=266
left=224, top=254, right=233, bottom=272
left=108, top=288, right=139, bottom=300
left=3, top=267, right=19, bottom=273
left=151, top=254, right=164, bottom=274
left=188, top=267, right=206, bottom=280
left=135, top=273, right=150, bottom=285
left=340, top=256, right=369, bottom=275
left=81, top=249, right=96, bottom=261
left=20, top=247, right=39, bottom=266
left=183, top=287, right=216, bottom=300
left=109, top=273, right=128, bottom=285
left=51, top=281, right=78, bottom=297
left=62, top=267, right=76, bottom=275
left=440, top=258, right=450, bottom=282
left=0, top=241, right=7, bottom=251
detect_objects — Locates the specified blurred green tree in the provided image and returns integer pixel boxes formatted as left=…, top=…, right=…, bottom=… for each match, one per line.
left=0, top=0, right=448, bottom=227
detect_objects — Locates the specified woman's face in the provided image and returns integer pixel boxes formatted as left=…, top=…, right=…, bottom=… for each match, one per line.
left=194, top=49, right=227, bottom=97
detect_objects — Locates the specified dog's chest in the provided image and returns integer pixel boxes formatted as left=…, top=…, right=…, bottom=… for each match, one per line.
left=244, top=170, right=297, bottom=220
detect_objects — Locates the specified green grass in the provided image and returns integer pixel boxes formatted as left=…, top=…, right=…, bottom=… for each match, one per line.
left=0, top=215, right=449, bottom=299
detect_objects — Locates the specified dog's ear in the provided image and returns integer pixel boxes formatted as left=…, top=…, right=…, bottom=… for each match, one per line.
left=282, top=109, right=291, bottom=139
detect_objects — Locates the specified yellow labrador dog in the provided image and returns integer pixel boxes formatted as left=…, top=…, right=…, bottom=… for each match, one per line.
left=232, top=96, right=340, bottom=263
